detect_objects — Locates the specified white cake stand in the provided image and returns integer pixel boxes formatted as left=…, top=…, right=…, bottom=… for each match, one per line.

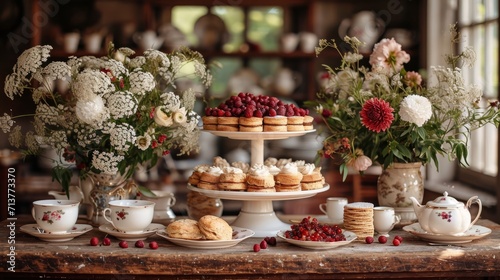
left=191, top=130, right=329, bottom=237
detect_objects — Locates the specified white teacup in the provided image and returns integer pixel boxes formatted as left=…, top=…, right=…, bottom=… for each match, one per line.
left=32, top=200, right=80, bottom=234
left=373, top=206, right=401, bottom=237
left=319, top=197, right=348, bottom=224
left=281, top=33, right=299, bottom=53
left=103, top=200, right=155, bottom=234
left=299, top=32, right=318, bottom=53
left=63, top=32, right=80, bottom=53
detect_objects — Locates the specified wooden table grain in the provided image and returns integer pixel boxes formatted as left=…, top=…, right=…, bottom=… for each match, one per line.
left=1, top=215, right=500, bottom=279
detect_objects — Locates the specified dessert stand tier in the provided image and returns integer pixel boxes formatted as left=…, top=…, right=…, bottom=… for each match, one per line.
left=194, top=130, right=328, bottom=237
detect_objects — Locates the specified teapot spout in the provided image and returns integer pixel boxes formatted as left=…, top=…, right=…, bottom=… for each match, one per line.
left=409, top=196, right=424, bottom=216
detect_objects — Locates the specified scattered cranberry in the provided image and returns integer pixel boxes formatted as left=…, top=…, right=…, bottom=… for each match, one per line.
left=149, top=241, right=159, bottom=250
left=135, top=240, right=144, bottom=248
left=102, top=237, right=111, bottom=246
left=365, top=236, right=374, bottom=244
left=394, top=235, right=403, bottom=242
left=119, top=241, right=128, bottom=248
left=253, top=244, right=261, bottom=252
left=260, top=240, right=268, bottom=249
left=90, top=237, right=99, bottom=246
left=393, top=238, right=401, bottom=246
left=378, top=236, right=388, bottom=244
left=267, top=237, right=277, bottom=246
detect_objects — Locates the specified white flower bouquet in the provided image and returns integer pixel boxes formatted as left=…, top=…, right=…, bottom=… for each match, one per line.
left=1, top=43, right=212, bottom=193
left=306, top=26, right=500, bottom=180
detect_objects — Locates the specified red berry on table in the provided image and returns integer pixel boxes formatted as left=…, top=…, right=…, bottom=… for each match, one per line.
left=378, top=236, right=388, bottom=244
left=260, top=240, right=268, bottom=249
left=365, top=236, right=374, bottom=244
left=119, top=241, right=128, bottom=248
left=149, top=241, right=159, bottom=250
left=253, top=244, right=261, bottom=252
left=394, top=235, right=403, bottom=242
left=135, top=240, right=145, bottom=248
left=102, top=237, right=111, bottom=246
left=268, top=237, right=277, bottom=246
left=393, top=238, right=401, bottom=246
left=90, top=237, right=99, bottom=246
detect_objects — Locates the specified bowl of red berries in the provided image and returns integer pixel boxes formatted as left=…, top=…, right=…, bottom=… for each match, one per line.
left=277, top=217, right=357, bottom=249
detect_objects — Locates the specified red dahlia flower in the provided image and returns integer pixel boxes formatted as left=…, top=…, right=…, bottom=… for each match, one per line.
left=360, top=98, right=394, bottom=133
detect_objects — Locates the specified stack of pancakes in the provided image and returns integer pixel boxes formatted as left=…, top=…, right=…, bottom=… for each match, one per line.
left=343, top=202, right=374, bottom=240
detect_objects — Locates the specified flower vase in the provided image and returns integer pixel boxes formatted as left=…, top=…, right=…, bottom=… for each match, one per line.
left=83, top=172, right=137, bottom=225
left=376, top=162, right=423, bottom=224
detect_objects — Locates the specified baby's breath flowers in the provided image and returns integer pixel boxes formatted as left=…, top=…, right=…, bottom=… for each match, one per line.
left=307, top=25, right=500, bottom=180
left=1, top=43, right=211, bottom=194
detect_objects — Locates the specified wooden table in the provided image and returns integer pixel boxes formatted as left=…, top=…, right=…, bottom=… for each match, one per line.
left=1, top=215, right=500, bottom=279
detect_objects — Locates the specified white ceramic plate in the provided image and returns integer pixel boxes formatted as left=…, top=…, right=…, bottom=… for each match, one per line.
left=187, top=184, right=329, bottom=201
left=403, top=223, right=492, bottom=244
left=156, top=226, right=255, bottom=249
left=99, top=223, right=165, bottom=241
left=20, top=224, right=93, bottom=242
left=204, top=130, right=315, bottom=140
left=276, top=230, right=357, bottom=249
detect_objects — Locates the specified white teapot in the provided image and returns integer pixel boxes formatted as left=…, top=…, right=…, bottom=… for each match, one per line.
left=48, top=185, right=84, bottom=204
left=133, top=30, right=163, bottom=50
left=338, top=11, right=384, bottom=53
left=409, top=192, right=482, bottom=235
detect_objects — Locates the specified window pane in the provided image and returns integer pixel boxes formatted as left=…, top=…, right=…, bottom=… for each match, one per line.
left=171, top=6, right=208, bottom=46
left=248, top=7, right=283, bottom=51
left=211, top=6, right=244, bottom=52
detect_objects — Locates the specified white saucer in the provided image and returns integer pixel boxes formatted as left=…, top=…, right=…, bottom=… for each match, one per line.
left=156, top=226, right=255, bottom=249
left=99, top=223, right=166, bottom=241
left=403, top=223, right=492, bottom=244
left=276, top=230, right=357, bottom=249
left=20, top=224, right=93, bottom=242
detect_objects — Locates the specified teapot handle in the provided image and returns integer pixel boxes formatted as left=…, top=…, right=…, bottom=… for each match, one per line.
left=466, top=196, right=482, bottom=229
left=338, top=18, right=351, bottom=39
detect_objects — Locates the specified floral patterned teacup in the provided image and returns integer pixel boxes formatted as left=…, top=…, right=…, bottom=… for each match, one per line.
left=103, top=200, right=155, bottom=234
left=31, top=200, right=80, bottom=234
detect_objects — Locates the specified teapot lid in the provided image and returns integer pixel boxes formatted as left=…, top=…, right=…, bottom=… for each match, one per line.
left=426, top=191, right=464, bottom=207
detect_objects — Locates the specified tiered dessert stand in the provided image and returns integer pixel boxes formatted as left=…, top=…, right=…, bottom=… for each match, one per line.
left=188, top=130, right=329, bottom=237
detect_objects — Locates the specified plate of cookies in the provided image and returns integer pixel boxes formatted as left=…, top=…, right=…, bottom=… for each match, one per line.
left=157, top=215, right=255, bottom=249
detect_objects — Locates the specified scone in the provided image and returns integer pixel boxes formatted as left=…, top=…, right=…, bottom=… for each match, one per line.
left=202, top=116, right=218, bottom=130
left=231, top=161, right=250, bottom=173
left=217, top=116, right=239, bottom=131
left=263, top=116, right=287, bottom=132
left=246, top=164, right=275, bottom=192
left=239, top=117, right=263, bottom=132
left=275, top=162, right=303, bottom=192
left=198, top=215, right=233, bottom=240
left=218, top=167, right=247, bottom=191
left=188, top=164, right=210, bottom=186
left=303, top=115, right=314, bottom=131
left=198, top=166, right=223, bottom=190
left=166, top=219, right=204, bottom=240
left=213, top=156, right=230, bottom=169
left=287, top=116, right=305, bottom=131
left=300, top=164, right=325, bottom=190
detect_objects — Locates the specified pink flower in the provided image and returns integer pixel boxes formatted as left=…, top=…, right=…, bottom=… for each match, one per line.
left=347, top=152, right=372, bottom=172
left=369, top=38, right=410, bottom=74
left=404, top=71, right=422, bottom=87
left=360, top=98, right=394, bottom=133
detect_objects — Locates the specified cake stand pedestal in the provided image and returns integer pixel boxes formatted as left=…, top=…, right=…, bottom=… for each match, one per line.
left=193, top=130, right=329, bottom=237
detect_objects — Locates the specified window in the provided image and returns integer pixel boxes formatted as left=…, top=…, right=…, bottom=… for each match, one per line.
left=172, top=6, right=284, bottom=99
left=457, top=0, right=499, bottom=192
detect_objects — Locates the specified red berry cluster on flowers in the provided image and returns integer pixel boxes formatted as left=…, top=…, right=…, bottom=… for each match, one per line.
left=284, top=216, right=346, bottom=242
left=205, top=92, right=309, bottom=118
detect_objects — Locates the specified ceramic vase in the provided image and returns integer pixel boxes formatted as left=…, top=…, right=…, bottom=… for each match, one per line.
left=377, top=162, right=423, bottom=223
left=82, top=171, right=137, bottom=225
